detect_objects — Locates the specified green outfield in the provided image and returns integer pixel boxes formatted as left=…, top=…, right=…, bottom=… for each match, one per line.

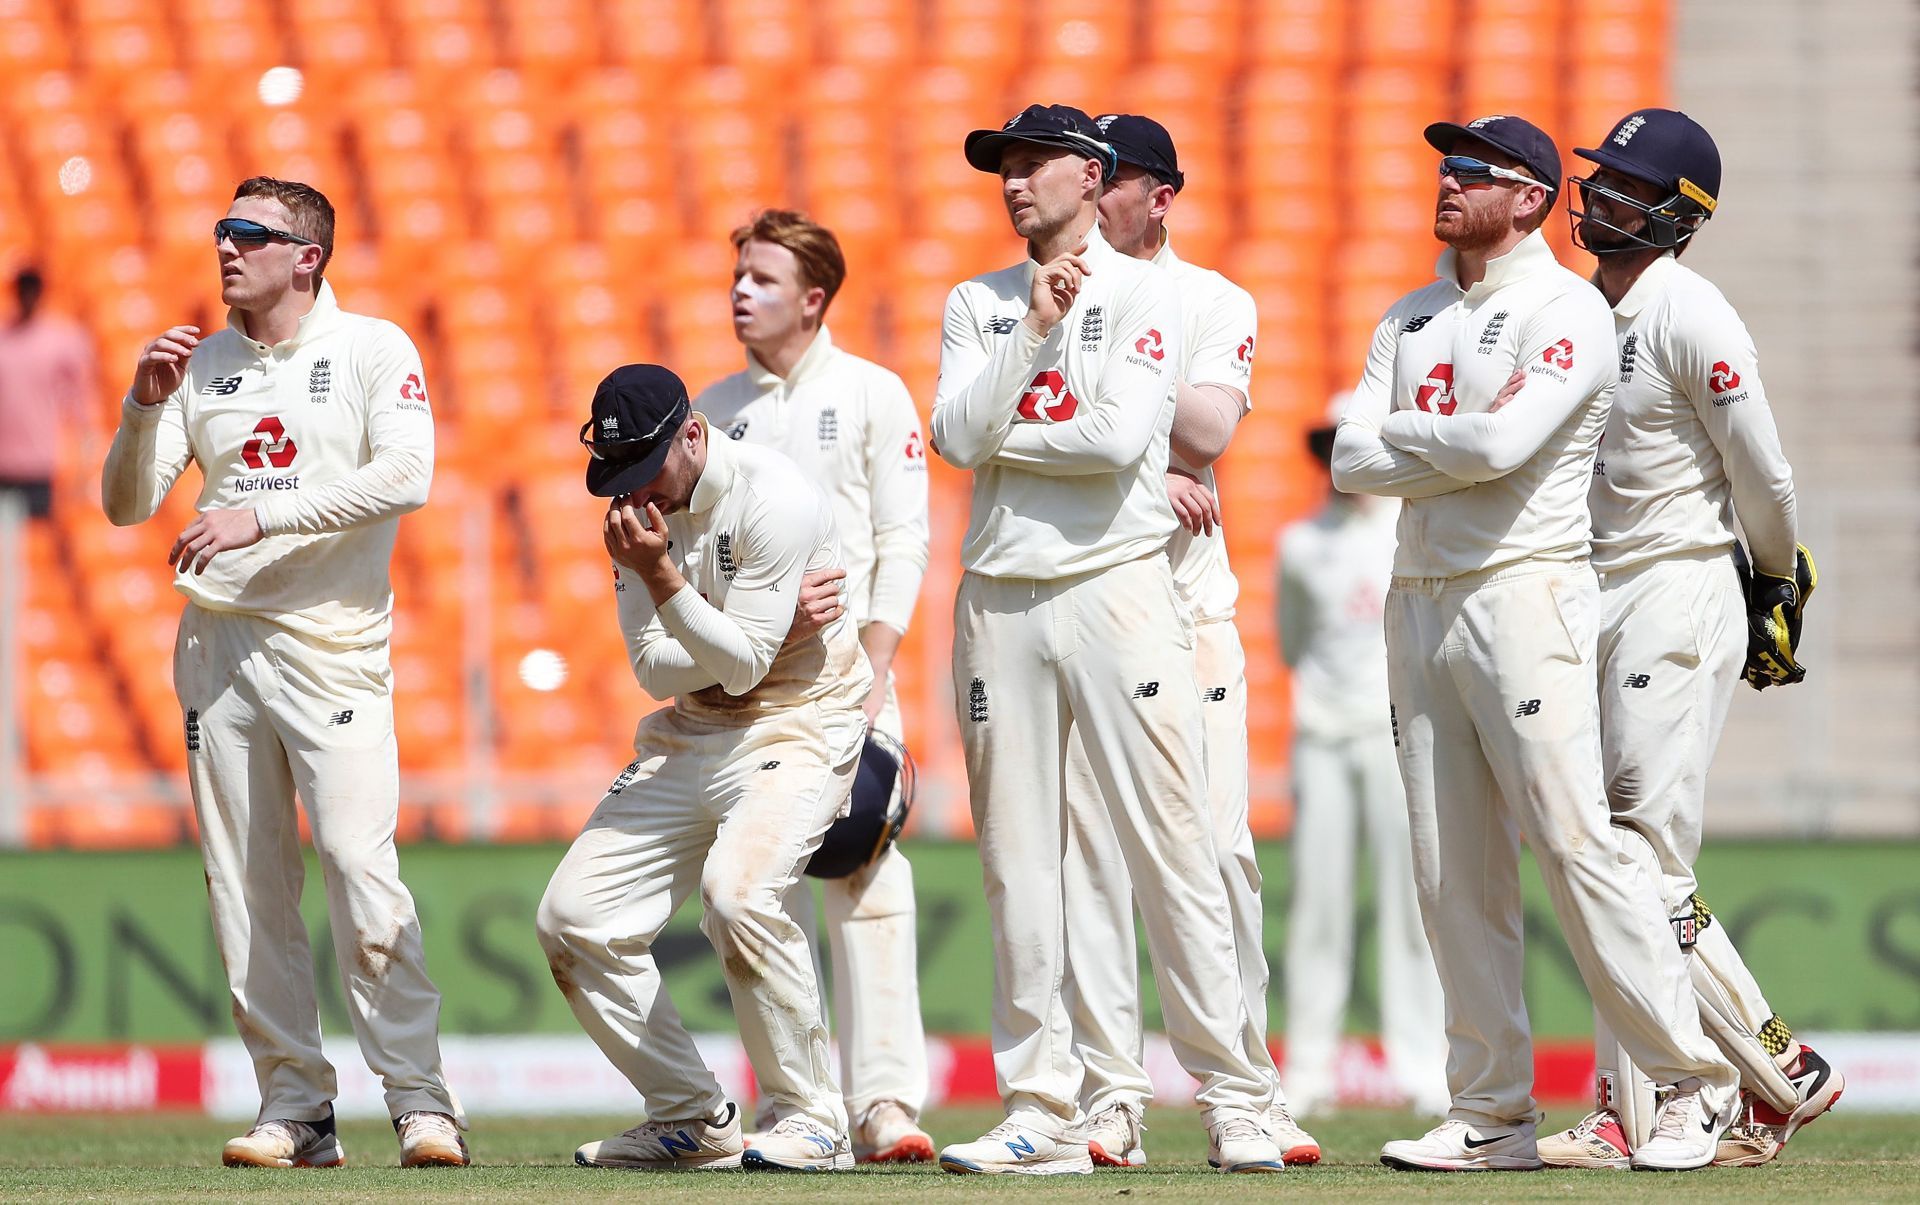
left=0, top=1108, right=1914, bottom=1201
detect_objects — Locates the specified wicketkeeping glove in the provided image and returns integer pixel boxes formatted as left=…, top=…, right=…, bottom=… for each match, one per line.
left=1738, top=543, right=1817, bottom=691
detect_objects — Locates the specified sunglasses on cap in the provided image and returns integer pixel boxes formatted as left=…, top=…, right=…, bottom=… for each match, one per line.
left=214, top=217, right=318, bottom=247
left=1439, top=155, right=1556, bottom=192
left=577, top=398, right=689, bottom=461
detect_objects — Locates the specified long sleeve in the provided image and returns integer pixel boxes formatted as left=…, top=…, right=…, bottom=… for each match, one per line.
left=1674, top=311, right=1798, bottom=577
left=253, top=322, right=434, bottom=535
left=862, top=373, right=930, bottom=633
left=1276, top=527, right=1314, bottom=670
left=615, top=565, right=721, bottom=699
left=1331, top=309, right=1473, bottom=499
left=930, top=280, right=1048, bottom=469
left=101, top=392, right=193, bottom=526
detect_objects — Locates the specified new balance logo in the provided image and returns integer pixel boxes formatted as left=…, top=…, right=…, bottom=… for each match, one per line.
left=985, top=316, right=1019, bottom=335
left=759, top=760, right=781, bottom=771
left=1514, top=699, right=1542, bottom=717
left=327, top=709, right=354, bottom=726
left=968, top=677, right=989, bottom=722
left=1203, top=686, right=1227, bottom=702
left=659, top=1130, right=700, bottom=1155
left=1131, top=681, right=1159, bottom=699
left=1401, top=315, right=1433, bottom=333
left=204, top=375, right=242, bottom=396
left=1004, top=1134, right=1037, bottom=1157
left=1623, top=673, right=1651, bottom=689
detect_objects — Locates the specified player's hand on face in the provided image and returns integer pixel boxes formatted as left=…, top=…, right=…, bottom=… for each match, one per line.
left=132, top=325, right=202, bottom=406
left=787, top=566, right=846, bottom=641
left=1024, top=242, right=1091, bottom=336
left=169, top=507, right=262, bottom=574
left=604, top=498, right=674, bottom=580
left=1166, top=468, right=1221, bottom=536
left=1489, top=369, right=1527, bottom=412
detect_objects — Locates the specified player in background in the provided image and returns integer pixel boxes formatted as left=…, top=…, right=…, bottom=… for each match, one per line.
left=1056, top=113, right=1318, bottom=1168
left=1330, top=114, right=1741, bottom=1172
left=538, top=364, right=871, bottom=1172
left=1535, top=108, right=1842, bottom=1171
left=694, top=209, right=935, bottom=1163
left=100, top=177, right=466, bottom=1169
left=1277, top=404, right=1449, bottom=1122
left=932, top=103, right=1283, bottom=1177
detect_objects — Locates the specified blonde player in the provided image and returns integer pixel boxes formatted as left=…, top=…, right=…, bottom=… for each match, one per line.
left=100, top=177, right=466, bottom=1169
left=932, top=103, right=1283, bottom=1176
left=1057, top=113, right=1317, bottom=1168
left=695, top=209, right=935, bottom=1163
left=1330, top=114, right=1740, bottom=1172
left=537, top=364, right=871, bottom=1172
left=1535, top=108, right=1842, bottom=1170
left=1278, top=410, right=1449, bottom=1122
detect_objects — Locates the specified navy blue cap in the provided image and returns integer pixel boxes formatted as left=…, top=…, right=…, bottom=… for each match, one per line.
left=965, top=104, right=1117, bottom=178
left=1425, top=114, right=1562, bottom=205
left=1575, top=109, right=1721, bottom=215
left=1094, top=113, right=1184, bottom=192
left=584, top=364, right=691, bottom=498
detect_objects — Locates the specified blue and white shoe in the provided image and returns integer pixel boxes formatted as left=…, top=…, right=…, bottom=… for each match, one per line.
left=742, top=1114, right=853, bottom=1171
left=574, top=1102, right=744, bottom=1169
left=938, top=1112, right=1092, bottom=1175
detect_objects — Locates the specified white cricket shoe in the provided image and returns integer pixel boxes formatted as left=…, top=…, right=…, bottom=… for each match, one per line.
left=938, top=1112, right=1092, bottom=1175
left=1084, top=1104, right=1146, bottom=1167
left=742, top=1114, right=853, bottom=1171
left=222, top=1114, right=346, bottom=1168
left=1266, top=1102, right=1321, bottom=1166
left=1205, top=1110, right=1286, bottom=1173
left=1631, top=1081, right=1738, bottom=1171
left=1538, top=1108, right=1631, bottom=1169
left=574, top=1102, right=744, bottom=1169
left=853, top=1099, right=935, bottom=1164
left=396, top=1111, right=469, bottom=1167
left=1380, top=1118, right=1542, bottom=1171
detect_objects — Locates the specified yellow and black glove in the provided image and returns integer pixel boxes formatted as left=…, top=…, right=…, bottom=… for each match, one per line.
left=1739, top=543, right=1817, bottom=691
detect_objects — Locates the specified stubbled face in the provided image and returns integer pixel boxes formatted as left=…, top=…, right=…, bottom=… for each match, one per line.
left=1096, top=166, right=1162, bottom=257
left=999, top=144, right=1095, bottom=242
left=618, top=420, right=704, bottom=515
left=1576, top=166, right=1668, bottom=253
left=730, top=239, right=818, bottom=349
left=217, top=196, right=316, bottom=310
left=1433, top=140, right=1535, bottom=254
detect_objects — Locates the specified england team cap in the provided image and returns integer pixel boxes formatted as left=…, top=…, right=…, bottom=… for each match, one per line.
left=1424, top=114, right=1563, bottom=205
left=1574, top=108, right=1721, bottom=215
left=584, top=363, right=691, bottom=498
left=1093, top=113, right=1185, bottom=193
left=964, top=104, right=1118, bottom=179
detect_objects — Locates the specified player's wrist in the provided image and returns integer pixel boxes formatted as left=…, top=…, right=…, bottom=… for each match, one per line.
left=1020, top=312, right=1055, bottom=339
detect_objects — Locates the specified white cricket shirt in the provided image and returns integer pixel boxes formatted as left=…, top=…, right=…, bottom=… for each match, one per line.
left=1587, top=254, right=1797, bottom=578
left=694, top=327, right=930, bottom=634
left=614, top=417, right=872, bottom=750
left=931, top=224, right=1183, bottom=580
left=100, top=281, right=434, bottom=647
left=1154, top=234, right=1257, bottom=623
left=1278, top=495, right=1399, bottom=739
left=1331, top=230, right=1616, bottom=579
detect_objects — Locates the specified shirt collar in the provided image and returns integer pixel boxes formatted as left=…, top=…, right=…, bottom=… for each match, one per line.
left=687, top=415, right=732, bottom=518
left=1434, top=229, right=1559, bottom=299
left=228, top=279, right=340, bottom=353
left=1026, top=219, right=1114, bottom=275
left=1606, top=252, right=1678, bottom=320
left=744, top=326, right=835, bottom=390
left=1150, top=228, right=1179, bottom=270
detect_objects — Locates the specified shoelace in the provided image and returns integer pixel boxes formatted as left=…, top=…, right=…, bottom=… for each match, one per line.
left=1651, top=1091, right=1699, bottom=1142
left=857, top=1100, right=908, bottom=1134
left=250, top=1119, right=309, bottom=1146
left=769, top=1115, right=831, bottom=1139
left=982, top=1118, right=1032, bottom=1143
left=1269, top=1104, right=1303, bottom=1132
left=1214, top=1115, right=1266, bottom=1142
left=401, top=1111, right=459, bottom=1141
left=1571, top=1109, right=1616, bottom=1139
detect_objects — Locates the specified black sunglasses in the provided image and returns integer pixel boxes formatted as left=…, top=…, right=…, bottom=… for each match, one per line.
left=214, top=217, right=318, bottom=247
left=1439, top=155, right=1556, bottom=193
left=577, top=398, right=689, bottom=461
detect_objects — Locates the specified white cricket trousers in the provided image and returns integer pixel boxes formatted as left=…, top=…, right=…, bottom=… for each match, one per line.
left=953, top=556, right=1269, bottom=1122
left=537, top=702, right=857, bottom=1130
left=173, top=603, right=459, bottom=1125
left=786, top=684, right=929, bottom=1118
left=1060, top=617, right=1276, bottom=1116
left=1283, top=727, right=1447, bottom=1114
left=1385, top=560, right=1737, bottom=1125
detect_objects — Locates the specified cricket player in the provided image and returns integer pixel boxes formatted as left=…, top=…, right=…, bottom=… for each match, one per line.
left=1277, top=409, right=1449, bottom=1122
left=694, top=208, right=935, bottom=1163
left=100, top=177, right=466, bottom=1169
left=537, top=364, right=872, bottom=1172
left=932, top=103, right=1284, bottom=1176
left=1055, top=113, right=1317, bottom=1168
left=1535, top=108, right=1842, bottom=1170
left=1330, top=114, right=1741, bottom=1172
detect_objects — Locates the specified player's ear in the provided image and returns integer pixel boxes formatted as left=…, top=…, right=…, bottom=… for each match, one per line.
left=800, top=284, right=827, bottom=323
left=1149, top=182, right=1175, bottom=222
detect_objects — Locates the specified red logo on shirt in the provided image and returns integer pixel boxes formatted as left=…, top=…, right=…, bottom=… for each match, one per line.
left=1709, top=361, right=1741, bottom=392
left=1134, top=329, right=1166, bottom=361
left=1413, top=363, right=1456, bottom=415
left=1541, top=339, right=1575, bottom=370
left=1235, top=335, right=1255, bottom=364
left=240, top=417, right=297, bottom=469
left=400, top=373, right=429, bottom=402
left=903, top=430, right=925, bottom=459
left=1016, top=370, right=1080, bottom=421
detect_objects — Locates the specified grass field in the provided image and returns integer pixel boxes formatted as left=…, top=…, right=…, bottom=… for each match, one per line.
left=1, top=1108, right=1915, bottom=1201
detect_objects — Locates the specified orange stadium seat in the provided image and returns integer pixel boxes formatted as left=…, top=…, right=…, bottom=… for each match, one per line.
left=499, top=0, right=597, bottom=84
left=1031, top=0, right=1135, bottom=66
left=1245, top=0, right=1344, bottom=65
left=0, top=11, right=71, bottom=74
left=715, top=0, right=814, bottom=68
left=814, top=0, right=916, bottom=63
left=1355, top=0, right=1456, bottom=66
left=1142, top=0, right=1243, bottom=68
left=598, top=0, right=705, bottom=71
left=30, top=804, right=192, bottom=850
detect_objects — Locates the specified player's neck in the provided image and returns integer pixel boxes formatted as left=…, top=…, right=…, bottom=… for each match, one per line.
left=235, top=286, right=318, bottom=347
left=1027, top=208, right=1097, bottom=265
left=1450, top=229, right=1528, bottom=289
left=1593, top=248, right=1665, bottom=307
left=1110, top=221, right=1163, bottom=262
left=748, top=323, right=818, bottom=380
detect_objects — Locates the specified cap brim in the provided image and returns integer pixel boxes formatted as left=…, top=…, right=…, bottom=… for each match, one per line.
left=585, top=436, right=674, bottom=499
left=963, top=130, right=1090, bottom=173
left=1423, top=121, right=1474, bottom=156
left=1572, top=145, right=1671, bottom=190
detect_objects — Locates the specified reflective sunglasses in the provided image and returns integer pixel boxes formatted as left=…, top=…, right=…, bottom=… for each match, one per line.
left=1439, top=155, right=1556, bottom=192
left=214, top=217, right=318, bottom=247
left=577, top=398, right=688, bottom=461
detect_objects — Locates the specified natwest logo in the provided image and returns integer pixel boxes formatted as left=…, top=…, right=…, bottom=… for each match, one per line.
left=1541, top=339, right=1574, bottom=370
left=1710, top=361, right=1741, bottom=392
left=1133, top=329, right=1165, bottom=361
left=240, top=417, right=297, bottom=469
left=1016, top=370, right=1080, bottom=421
left=1413, top=363, right=1456, bottom=414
